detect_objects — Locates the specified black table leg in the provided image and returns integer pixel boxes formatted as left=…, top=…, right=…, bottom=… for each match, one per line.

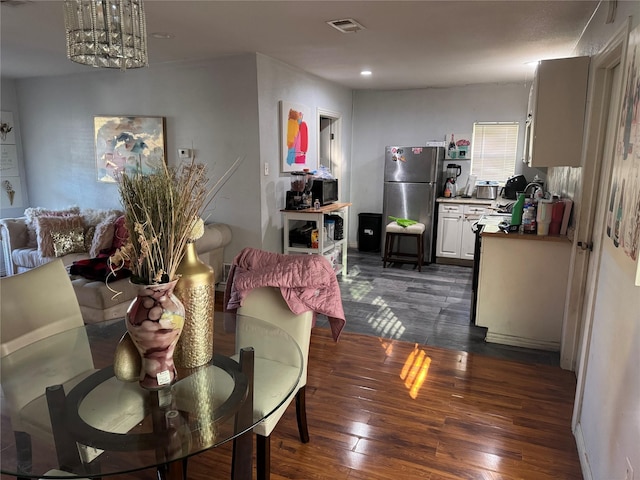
left=232, top=347, right=254, bottom=480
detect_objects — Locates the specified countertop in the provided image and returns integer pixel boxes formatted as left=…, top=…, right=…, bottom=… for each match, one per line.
left=436, top=196, right=494, bottom=205
left=479, top=213, right=571, bottom=244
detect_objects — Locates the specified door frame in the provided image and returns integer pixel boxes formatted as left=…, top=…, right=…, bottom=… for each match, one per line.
left=317, top=108, right=342, bottom=187
left=559, top=21, right=630, bottom=372
left=569, top=20, right=630, bottom=436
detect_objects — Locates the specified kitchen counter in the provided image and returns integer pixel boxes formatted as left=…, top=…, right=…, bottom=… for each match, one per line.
left=478, top=214, right=571, bottom=243
left=436, top=196, right=494, bottom=205
left=475, top=223, right=571, bottom=351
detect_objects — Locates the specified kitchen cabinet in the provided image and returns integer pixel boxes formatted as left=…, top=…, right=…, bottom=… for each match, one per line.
left=282, top=202, right=351, bottom=276
left=524, top=56, right=590, bottom=168
left=475, top=233, right=571, bottom=350
left=436, top=202, right=489, bottom=260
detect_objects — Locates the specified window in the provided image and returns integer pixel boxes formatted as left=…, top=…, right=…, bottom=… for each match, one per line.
left=470, top=122, right=519, bottom=181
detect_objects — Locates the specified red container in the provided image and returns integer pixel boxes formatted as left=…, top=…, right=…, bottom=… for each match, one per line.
left=549, top=201, right=565, bottom=235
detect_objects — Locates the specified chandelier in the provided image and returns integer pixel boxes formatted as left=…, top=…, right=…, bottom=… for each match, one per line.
left=63, top=0, right=148, bottom=71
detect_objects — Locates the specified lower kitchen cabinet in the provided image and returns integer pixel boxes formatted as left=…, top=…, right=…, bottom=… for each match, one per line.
left=475, top=233, right=571, bottom=350
left=436, top=202, right=489, bottom=260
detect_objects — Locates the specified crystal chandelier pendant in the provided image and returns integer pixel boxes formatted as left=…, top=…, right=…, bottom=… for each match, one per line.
left=63, top=0, right=149, bottom=71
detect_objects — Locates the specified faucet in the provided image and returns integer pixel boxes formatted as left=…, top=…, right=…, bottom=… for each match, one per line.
left=523, top=182, right=542, bottom=198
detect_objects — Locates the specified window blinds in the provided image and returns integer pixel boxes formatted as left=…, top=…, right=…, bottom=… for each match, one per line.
left=470, top=122, right=519, bottom=181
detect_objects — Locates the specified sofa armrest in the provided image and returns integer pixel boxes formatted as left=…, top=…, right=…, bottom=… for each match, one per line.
left=195, top=223, right=232, bottom=254
left=194, top=223, right=232, bottom=284
left=0, top=217, right=29, bottom=276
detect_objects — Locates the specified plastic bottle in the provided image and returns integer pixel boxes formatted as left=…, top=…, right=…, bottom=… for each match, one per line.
left=522, top=200, right=537, bottom=234
left=510, top=193, right=525, bottom=230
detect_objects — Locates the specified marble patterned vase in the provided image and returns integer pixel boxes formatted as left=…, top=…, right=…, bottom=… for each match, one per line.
left=125, top=280, right=185, bottom=390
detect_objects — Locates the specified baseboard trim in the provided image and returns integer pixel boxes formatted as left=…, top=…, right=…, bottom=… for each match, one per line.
left=573, top=422, right=592, bottom=480
left=485, top=332, right=560, bottom=351
left=435, top=257, right=474, bottom=267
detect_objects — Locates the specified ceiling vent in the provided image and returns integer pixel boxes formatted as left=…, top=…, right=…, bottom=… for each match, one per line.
left=326, top=18, right=365, bottom=34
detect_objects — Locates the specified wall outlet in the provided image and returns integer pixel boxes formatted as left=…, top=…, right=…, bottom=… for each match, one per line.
left=178, top=148, right=191, bottom=159
left=626, top=458, right=634, bottom=480
left=264, top=162, right=269, bottom=176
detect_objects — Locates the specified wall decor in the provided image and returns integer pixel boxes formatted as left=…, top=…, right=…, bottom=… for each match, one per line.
left=0, top=111, right=16, bottom=145
left=0, top=144, right=19, bottom=177
left=605, top=22, right=640, bottom=264
left=94, top=116, right=166, bottom=183
left=1, top=177, right=23, bottom=209
left=280, top=101, right=315, bottom=172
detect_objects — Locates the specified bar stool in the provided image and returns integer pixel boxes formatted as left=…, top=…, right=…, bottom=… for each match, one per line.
left=382, top=221, right=426, bottom=272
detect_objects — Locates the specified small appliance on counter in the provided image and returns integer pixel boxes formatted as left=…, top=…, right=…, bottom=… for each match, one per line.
left=476, top=180, right=499, bottom=200
left=443, top=163, right=462, bottom=197
left=310, top=178, right=338, bottom=206
left=502, top=174, right=528, bottom=199
left=286, top=170, right=313, bottom=210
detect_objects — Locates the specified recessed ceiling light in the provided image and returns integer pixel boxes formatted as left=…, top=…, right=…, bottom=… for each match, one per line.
left=361, top=70, right=372, bottom=76
left=151, top=32, right=174, bottom=39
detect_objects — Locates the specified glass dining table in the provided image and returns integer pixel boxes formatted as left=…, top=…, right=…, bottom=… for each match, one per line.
left=0, top=311, right=302, bottom=480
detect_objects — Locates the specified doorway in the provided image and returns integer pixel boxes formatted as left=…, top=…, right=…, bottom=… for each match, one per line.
left=318, top=109, right=341, bottom=185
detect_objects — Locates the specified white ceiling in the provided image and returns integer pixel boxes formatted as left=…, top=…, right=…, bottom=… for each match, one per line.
left=0, top=0, right=601, bottom=90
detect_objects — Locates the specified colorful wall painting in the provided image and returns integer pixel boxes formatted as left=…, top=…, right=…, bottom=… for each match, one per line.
left=94, top=116, right=166, bottom=183
left=280, top=101, right=315, bottom=172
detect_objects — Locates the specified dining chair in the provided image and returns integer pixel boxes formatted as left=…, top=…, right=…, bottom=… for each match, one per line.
left=235, top=286, right=314, bottom=480
left=0, top=259, right=145, bottom=477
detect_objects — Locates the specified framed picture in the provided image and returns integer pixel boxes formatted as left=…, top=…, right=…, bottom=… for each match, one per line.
left=0, top=111, right=16, bottom=145
left=280, top=101, right=315, bottom=172
left=94, top=116, right=166, bottom=183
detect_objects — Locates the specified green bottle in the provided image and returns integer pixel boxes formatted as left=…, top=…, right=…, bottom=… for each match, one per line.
left=510, top=193, right=525, bottom=227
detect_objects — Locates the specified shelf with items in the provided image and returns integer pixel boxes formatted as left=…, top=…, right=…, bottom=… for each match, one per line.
left=282, top=202, right=351, bottom=276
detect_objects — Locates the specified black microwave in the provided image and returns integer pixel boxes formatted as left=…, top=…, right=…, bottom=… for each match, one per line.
left=311, top=179, right=338, bottom=205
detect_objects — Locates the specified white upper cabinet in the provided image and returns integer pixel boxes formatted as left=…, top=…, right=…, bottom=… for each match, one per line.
left=524, top=56, right=590, bottom=168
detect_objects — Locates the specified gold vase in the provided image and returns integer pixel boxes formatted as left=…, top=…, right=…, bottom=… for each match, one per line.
left=174, top=242, right=215, bottom=368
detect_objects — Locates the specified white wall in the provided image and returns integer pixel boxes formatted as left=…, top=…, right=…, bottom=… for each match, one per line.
left=255, top=54, right=353, bottom=253
left=349, top=84, right=542, bottom=242
left=5, top=53, right=354, bottom=261
left=0, top=79, right=29, bottom=218
left=571, top=4, right=640, bottom=479
left=10, top=54, right=262, bottom=261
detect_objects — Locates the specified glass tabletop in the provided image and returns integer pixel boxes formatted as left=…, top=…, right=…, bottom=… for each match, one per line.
left=0, top=312, right=302, bottom=479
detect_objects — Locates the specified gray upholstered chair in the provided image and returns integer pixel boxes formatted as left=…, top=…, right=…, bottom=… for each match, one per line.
left=236, top=286, right=314, bottom=480
left=0, top=259, right=145, bottom=477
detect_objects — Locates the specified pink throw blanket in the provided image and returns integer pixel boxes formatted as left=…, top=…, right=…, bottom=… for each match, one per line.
left=224, top=247, right=346, bottom=341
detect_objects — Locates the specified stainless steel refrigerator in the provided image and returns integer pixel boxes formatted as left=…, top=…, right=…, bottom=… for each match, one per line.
left=382, top=146, right=445, bottom=263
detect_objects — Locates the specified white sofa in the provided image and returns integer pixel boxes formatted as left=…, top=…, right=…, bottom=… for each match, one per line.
left=0, top=209, right=232, bottom=324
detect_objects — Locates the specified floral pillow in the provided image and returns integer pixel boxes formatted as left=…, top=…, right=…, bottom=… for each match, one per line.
left=34, top=215, right=85, bottom=257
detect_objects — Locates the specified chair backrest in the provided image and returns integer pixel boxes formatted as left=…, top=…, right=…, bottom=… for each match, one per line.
left=0, top=259, right=85, bottom=358
left=237, top=287, right=313, bottom=386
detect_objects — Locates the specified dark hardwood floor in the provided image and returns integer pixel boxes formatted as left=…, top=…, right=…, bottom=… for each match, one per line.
left=98, top=317, right=582, bottom=479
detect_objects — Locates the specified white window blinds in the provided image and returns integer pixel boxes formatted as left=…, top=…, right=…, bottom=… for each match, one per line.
left=470, top=122, right=519, bottom=181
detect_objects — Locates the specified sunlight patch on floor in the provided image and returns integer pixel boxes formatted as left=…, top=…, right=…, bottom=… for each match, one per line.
left=400, top=343, right=431, bottom=399
left=367, top=296, right=406, bottom=339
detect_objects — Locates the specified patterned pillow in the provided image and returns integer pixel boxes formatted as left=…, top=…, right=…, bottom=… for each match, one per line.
left=34, top=215, right=85, bottom=257
left=84, top=225, right=96, bottom=252
left=51, top=226, right=86, bottom=257
left=24, top=206, right=81, bottom=248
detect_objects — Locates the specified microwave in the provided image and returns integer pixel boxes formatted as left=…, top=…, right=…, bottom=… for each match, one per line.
left=311, top=179, right=338, bottom=206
